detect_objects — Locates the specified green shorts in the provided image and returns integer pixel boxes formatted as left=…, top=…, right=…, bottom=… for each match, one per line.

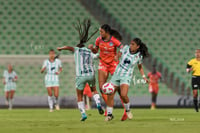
left=76, top=76, right=95, bottom=90
left=110, top=74, right=131, bottom=87
left=4, top=83, right=16, bottom=92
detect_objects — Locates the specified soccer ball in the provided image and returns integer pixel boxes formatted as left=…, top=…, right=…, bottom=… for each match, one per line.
left=102, top=83, right=115, bottom=94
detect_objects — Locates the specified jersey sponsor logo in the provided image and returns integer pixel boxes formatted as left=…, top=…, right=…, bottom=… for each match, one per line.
left=8, top=77, right=13, bottom=81
left=124, top=58, right=131, bottom=64
left=51, top=67, right=55, bottom=71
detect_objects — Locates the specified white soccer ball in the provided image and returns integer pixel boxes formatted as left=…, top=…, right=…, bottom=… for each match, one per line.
left=102, top=83, right=115, bottom=94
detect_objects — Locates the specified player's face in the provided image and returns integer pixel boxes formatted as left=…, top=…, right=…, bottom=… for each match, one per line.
left=49, top=51, right=55, bottom=59
left=195, top=49, right=200, bottom=58
left=8, top=64, right=12, bottom=72
left=99, top=28, right=108, bottom=38
left=130, top=40, right=140, bottom=52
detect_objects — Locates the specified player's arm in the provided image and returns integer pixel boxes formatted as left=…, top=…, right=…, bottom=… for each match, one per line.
left=186, top=64, right=192, bottom=73
left=57, top=46, right=74, bottom=52
left=3, top=77, right=6, bottom=85
left=88, top=44, right=99, bottom=54
left=56, top=67, right=62, bottom=75
left=13, top=73, right=18, bottom=82
left=40, top=67, right=46, bottom=73
left=138, top=64, right=149, bottom=83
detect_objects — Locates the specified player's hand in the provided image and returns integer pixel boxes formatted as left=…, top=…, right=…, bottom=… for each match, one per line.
left=88, top=44, right=93, bottom=49
left=55, top=72, right=60, bottom=75
left=57, top=47, right=62, bottom=51
left=143, top=77, right=149, bottom=84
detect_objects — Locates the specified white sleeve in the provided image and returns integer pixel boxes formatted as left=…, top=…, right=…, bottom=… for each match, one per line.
left=120, top=45, right=128, bottom=53
left=58, top=59, right=62, bottom=68
left=138, top=56, right=143, bottom=64
left=92, top=53, right=99, bottom=59
left=3, top=70, right=6, bottom=78
left=42, top=60, right=47, bottom=68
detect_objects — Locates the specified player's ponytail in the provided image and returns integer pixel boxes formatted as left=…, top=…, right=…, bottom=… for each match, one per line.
left=73, top=19, right=98, bottom=48
left=133, top=38, right=149, bottom=59
left=101, top=24, right=122, bottom=41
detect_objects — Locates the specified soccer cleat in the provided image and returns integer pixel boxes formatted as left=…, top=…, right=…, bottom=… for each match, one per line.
left=121, top=112, right=128, bottom=121
left=97, top=106, right=104, bottom=115
left=80, top=113, right=87, bottom=121
left=195, top=107, right=199, bottom=112
left=151, top=105, right=156, bottom=110
left=49, top=109, right=54, bottom=112
left=126, top=111, right=133, bottom=120
left=105, top=114, right=114, bottom=121
left=55, top=104, right=60, bottom=110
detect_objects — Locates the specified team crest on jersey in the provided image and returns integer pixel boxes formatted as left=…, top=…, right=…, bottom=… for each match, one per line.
left=109, top=42, right=113, bottom=46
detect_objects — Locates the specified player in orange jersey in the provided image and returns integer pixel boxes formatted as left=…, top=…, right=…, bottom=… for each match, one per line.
left=147, top=65, right=162, bottom=110
left=88, top=24, right=128, bottom=120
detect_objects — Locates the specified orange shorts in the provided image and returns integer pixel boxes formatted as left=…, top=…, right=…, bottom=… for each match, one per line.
left=83, top=83, right=92, bottom=98
left=149, top=84, right=159, bottom=94
left=98, top=60, right=118, bottom=75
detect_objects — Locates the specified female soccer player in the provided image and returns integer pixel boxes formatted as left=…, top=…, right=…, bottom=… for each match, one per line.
left=88, top=24, right=127, bottom=119
left=41, top=49, right=62, bottom=112
left=57, top=19, right=104, bottom=121
left=186, top=49, right=200, bottom=112
left=147, top=65, right=162, bottom=110
left=105, top=38, right=149, bottom=121
left=3, top=64, right=18, bottom=110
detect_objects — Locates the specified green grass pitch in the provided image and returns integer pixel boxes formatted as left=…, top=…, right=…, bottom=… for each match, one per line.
left=0, top=108, right=199, bottom=133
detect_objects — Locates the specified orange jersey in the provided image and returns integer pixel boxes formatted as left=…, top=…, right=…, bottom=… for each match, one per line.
left=95, top=36, right=121, bottom=64
left=148, top=72, right=162, bottom=85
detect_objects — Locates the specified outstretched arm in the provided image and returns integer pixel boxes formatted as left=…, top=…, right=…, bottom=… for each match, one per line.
left=138, top=64, right=149, bottom=83
left=57, top=46, right=74, bottom=52
left=88, top=44, right=98, bottom=54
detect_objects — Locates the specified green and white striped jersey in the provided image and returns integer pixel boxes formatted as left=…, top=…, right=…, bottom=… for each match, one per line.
left=42, top=58, right=62, bottom=75
left=114, top=45, right=143, bottom=77
left=74, top=47, right=97, bottom=77
left=3, top=70, right=17, bottom=84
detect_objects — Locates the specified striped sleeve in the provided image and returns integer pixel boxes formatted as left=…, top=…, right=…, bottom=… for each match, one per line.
left=42, top=60, right=47, bottom=68
left=138, top=55, right=143, bottom=64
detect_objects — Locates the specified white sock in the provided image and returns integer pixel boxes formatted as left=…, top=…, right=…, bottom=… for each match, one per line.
left=9, top=99, right=13, bottom=109
left=124, top=102, right=130, bottom=112
left=107, top=106, right=113, bottom=115
left=93, top=94, right=101, bottom=107
left=48, top=96, right=53, bottom=110
left=54, top=97, right=59, bottom=105
left=77, top=101, right=85, bottom=114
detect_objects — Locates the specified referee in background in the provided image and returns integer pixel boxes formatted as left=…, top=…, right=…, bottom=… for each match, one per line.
left=186, top=49, right=200, bottom=112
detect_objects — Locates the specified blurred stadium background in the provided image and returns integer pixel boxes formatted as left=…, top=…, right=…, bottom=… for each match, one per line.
left=0, top=0, right=198, bottom=108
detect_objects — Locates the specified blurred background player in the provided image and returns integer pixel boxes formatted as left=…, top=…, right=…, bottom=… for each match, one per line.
left=3, top=64, right=18, bottom=110
left=40, top=49, right=62, bottom=112
left=88, top=24, right=127, bottom=119
left=147, top=65, right=162, bottom=110
left=186, top=49, right=200, bottom=112
left=83, top=83, right=92, bottom=110
left=106, top=38, right=149, bottom=121
left=57, top=19, right=104, bottom=121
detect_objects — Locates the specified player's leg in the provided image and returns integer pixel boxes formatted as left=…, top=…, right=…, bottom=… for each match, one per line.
left=105, top=87, right=118, bottom=121
left=53, top=86, right=60, bottom=110
left=5, top=91, right=9, bottom=106
left=151, top=92, right=157, bottom=110
left=193, top=90, right=198, bottom=112
left=91, top=85, right=104, bottom=115
left=76, top=89, right=87, bottom=121
left=9, top=90, right=15, bottom=110
left=98, top=70, right=109, bottom=104
left=120, top=84, right=133, bottom=120
left=192, top=76, right=199, bottom=112
left=109, top=62, right=127, bottom=119
left=47, top=87, right=54, bottom=112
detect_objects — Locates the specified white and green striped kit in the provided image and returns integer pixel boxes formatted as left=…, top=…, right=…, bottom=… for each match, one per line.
left=3, top=70, right=17, bottom=91
left=42, top=58, right=62, bottom=87
left=111, top=45, right=143, bottom=86
left=74, top=47, right=97, bottom=90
